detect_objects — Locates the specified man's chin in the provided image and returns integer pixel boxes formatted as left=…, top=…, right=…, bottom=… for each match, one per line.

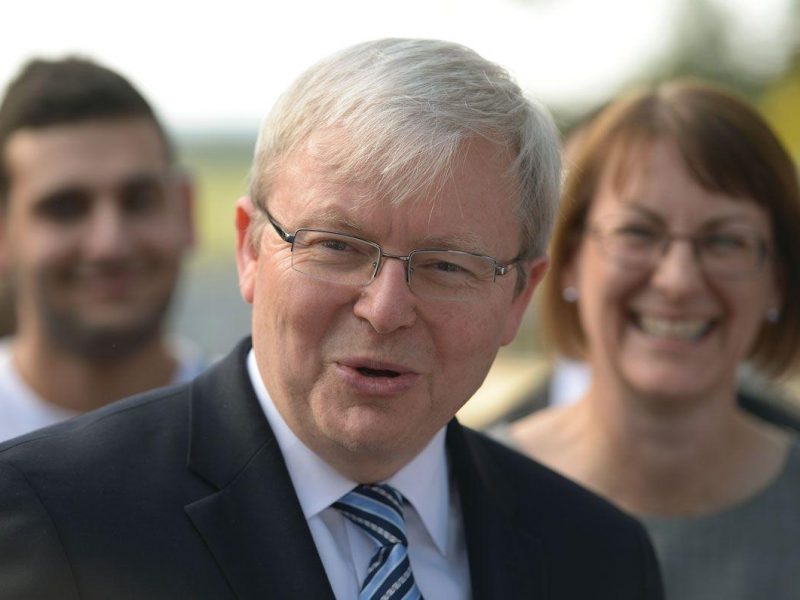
left=327, top=410, right=431, bottom=459
left=61, top=326, right=162, bottom=361
left=39, top=291, right=173, bottom=361
left=43, top=313, right=165, bottom=361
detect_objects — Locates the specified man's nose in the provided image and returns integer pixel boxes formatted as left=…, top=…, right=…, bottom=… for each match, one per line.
left=83, top=200, right=132, bottom=259
left=352, top=257, right=417, bottom=334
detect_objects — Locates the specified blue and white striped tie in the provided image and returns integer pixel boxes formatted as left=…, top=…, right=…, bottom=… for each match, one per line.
left=333, top=484, right=424, bottom=600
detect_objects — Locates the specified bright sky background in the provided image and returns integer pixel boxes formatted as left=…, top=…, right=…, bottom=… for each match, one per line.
left=1, top=0, right=794, bottom=133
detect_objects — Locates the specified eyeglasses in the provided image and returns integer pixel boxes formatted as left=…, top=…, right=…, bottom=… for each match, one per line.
left=587, top=215, right=771, bottom=279
left=264, top=210, right=521, bottom=301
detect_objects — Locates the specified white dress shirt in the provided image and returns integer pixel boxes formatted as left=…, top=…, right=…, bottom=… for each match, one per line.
left=0, top=337, right=206, bottom=443
left=247, top=350, right=470, bottom=599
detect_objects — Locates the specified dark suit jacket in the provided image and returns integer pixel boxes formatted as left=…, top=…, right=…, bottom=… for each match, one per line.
left=0, top=339, right=662, bottom=599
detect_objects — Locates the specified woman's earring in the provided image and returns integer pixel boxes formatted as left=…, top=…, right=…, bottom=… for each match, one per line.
left=562, top=286, right=579, bottom=303
left=766, top=307, right=780, bottom=323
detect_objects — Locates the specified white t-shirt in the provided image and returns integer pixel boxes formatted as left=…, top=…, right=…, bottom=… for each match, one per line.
left=0, top=338, right=206, bottom=443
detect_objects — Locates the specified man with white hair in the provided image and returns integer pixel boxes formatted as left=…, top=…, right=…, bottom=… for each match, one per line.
left=0, top=40, right=662, bottom=599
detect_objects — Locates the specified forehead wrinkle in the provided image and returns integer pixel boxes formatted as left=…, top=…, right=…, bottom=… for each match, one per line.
left=415, top=230, right=487, bottom=254
left=410, top=172, right=490, bottom=253
left=292, top=205, right=373, bottom=235
left=408, top=193, right=485, bottom=252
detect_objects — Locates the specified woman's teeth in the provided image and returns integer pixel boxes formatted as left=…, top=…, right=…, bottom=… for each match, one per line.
left=637, top=315, right=712, bottom=340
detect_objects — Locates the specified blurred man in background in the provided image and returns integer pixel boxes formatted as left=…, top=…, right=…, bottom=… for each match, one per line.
left=0, top=57, right=203, bottom=442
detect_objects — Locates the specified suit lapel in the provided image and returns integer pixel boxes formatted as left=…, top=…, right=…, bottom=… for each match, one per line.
left=183, top=339, right=335, bottom=600
left=180, top=342, right=545, bottom=598
left=447, top=420, right=547, bottom=599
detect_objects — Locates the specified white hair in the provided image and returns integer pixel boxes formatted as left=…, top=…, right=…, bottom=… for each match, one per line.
left=250, top=38, right=561, bottom=259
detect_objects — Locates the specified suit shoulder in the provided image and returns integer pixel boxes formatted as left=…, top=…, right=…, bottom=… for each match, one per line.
left=454, top=425, right=663, bottom=598
left=461, top=426, right=644, bottom=530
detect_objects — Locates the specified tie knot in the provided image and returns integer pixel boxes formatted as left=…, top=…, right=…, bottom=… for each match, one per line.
left=334, top=484, right=408, bottom=547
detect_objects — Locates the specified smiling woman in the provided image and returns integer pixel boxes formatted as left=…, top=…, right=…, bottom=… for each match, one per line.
left=509, top=79, right=800, bottom=600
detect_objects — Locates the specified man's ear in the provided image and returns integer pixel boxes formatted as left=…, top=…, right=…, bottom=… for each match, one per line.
left=235, top=196, right=259, bottom=305
left=500, top=256, right=549, bottom=346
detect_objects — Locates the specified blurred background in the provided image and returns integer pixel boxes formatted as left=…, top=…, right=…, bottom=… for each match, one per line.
left=2, top=0, right=799, bottom=418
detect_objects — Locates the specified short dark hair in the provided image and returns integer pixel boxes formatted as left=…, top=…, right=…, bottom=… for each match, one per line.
left=0, top=56, right=172, bottom=202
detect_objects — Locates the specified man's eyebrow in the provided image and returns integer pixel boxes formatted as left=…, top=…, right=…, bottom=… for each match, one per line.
left=114, top=173, right=172, bottom=200
left=294, top=209, right=365, bottom=234
left=35, top=185, right=90, bottom=206
left=415, top=232, right=487, bottom=254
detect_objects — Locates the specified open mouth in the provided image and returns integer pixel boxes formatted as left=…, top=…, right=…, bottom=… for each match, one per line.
left=356, top=367, right=401, bottom=378
left=633, top=314, right=715, bottom=341
left=338, top=360, right=420, bottom=395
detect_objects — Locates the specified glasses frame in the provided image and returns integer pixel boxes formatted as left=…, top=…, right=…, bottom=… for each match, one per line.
left=264, top=209, right=521, bottom=291
left=586, top=220, right=771, bottom=280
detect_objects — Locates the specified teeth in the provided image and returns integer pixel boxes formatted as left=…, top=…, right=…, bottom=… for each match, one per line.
left=637, top=315, right=711, bottom=340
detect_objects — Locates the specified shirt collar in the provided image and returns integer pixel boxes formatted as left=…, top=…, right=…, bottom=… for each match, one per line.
left=246, top=349, right=451, bottom=555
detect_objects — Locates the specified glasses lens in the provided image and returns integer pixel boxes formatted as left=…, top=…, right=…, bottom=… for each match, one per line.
left=591, top=215, right=767, bottom=278
left=697, top=230, right=765, bottom=278
left=291, top=229, right=380, bottom=285
left=591, top=217, right=662, bottom=269
left=409, top=250, right=496, bottom=301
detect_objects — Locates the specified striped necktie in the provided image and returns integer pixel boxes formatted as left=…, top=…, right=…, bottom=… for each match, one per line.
left=333, top=484, right=424, bottom=600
